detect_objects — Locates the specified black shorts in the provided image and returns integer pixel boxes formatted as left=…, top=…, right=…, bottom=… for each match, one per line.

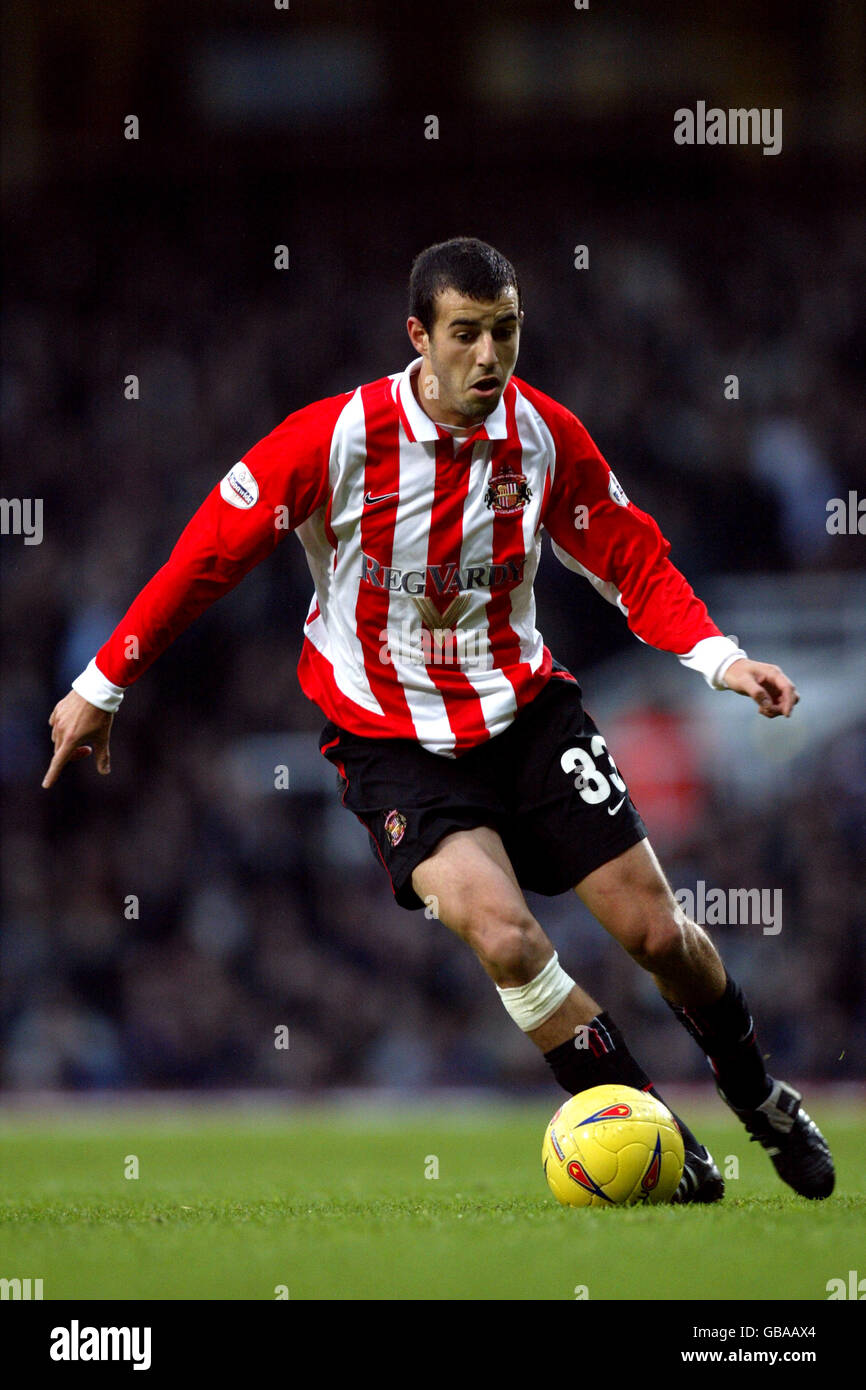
left=319, top=666, right=647, bottom=910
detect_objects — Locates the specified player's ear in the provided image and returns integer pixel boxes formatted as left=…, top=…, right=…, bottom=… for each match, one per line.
left=407, top=316, right=429, bottom=356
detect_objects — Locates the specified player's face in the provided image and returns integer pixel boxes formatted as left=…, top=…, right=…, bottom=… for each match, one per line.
left=407, top=286, right=522, bottom=428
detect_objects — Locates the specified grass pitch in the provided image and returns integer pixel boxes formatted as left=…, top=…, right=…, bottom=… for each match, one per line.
left=1, top=1098, right=863, bottom=1301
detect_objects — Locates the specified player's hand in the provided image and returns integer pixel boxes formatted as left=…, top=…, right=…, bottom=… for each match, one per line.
left=42, top=690, right=114, bottom=788
left=722, top=658, right=799, bottom=718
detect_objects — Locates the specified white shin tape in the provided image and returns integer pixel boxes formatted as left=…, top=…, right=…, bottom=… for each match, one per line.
left=496, top=952, right=576, bottom=1031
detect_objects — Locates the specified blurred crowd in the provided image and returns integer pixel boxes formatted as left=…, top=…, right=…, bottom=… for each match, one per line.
left=2, top=175, right=864, bottom=1092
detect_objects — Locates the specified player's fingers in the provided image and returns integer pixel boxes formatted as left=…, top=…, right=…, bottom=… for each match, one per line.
left=95, top=738, right=111, bottom=775
left=41, top=742, right=92, bottom=789
left=740, top=675, right=772, bottom=707
left=42, top=747, right=68, bottom=789
left=730, top=670, right=758, bottom=697
left=759, top=674, right=799, bottom=718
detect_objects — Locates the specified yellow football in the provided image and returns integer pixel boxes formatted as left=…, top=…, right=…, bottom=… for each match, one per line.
left=542, top=1084, right=685, bottom=1207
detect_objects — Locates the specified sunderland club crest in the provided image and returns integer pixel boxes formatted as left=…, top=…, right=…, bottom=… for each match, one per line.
left=484, top=469, right=532, bottom=515
left=384, top=810, right=407, bottom=847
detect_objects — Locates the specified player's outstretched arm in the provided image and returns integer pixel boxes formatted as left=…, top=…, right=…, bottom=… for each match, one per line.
left=722, top=658, right=799, bottom=718
left=38, top=395, right=344, bottom=794
left=42, top=690, right=114, bottom=789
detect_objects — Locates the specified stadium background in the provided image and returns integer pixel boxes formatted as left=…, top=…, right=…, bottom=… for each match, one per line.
left=2, top=0, right=864, bottom=1100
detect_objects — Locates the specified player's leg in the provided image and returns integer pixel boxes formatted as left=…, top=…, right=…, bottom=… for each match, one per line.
left=410, top=823, right=601, bottom=1036
left=320, top=705, right=718, bottom=1201
left=322, top=721, right=610, bottom=1048
left=574, top=837, right=725, bottom=1004
left=575, top=838, right=834, bottom=1198
left=410, top=824, right=715, bottom=1200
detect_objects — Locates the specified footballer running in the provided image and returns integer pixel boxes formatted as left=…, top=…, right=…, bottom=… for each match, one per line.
left=44, top=237, right=834, bottom=1203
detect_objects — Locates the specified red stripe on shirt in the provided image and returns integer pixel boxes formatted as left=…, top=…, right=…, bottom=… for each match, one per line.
left=421, top=434, right=489, bottom=753
left=298, top=635, right=416, bottom=737
left=354, top=379, right=416, bottom=728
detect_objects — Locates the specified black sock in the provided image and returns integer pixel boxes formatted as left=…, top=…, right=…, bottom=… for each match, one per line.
left=544, top=1012, right=651, bottom=1093
left=544, top=1011, right=703, bottom=1157
left=666, top=973, right=772, bottom=1110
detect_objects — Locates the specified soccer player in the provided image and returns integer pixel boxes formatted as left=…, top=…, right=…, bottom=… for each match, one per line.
left=44, top=237, right=833, bottom=1202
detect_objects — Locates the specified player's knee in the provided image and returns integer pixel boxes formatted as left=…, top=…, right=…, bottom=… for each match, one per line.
left=469, top=907, right=546, bottom=986
left=627, top=908, right=687, bottom=970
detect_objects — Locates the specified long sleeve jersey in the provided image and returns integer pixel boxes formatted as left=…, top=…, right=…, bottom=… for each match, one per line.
left=72, top=357, right=745, bottom=756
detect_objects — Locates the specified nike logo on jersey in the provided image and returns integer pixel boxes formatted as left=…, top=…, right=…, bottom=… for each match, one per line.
left=363, top=490, right=399, bottom=506
left=607, top=796, right=626, bottom=816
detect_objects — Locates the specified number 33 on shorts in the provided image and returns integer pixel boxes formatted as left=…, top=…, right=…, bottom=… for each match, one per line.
left=561, top=735, right=628, bottom=815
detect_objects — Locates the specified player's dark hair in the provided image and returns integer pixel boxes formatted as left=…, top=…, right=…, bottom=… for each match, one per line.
left=408, top=237, right=522, bottom=331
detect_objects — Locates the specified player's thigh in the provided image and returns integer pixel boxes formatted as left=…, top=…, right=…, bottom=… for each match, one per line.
left=411, top=823, right=525, bottom=934
left=573, top=838, right=682, bottom=956
left=411, top=825, right=549, bottom=977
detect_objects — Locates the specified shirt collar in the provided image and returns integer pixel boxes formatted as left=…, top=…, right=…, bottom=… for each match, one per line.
left=394, top=358, right=510, bottom=443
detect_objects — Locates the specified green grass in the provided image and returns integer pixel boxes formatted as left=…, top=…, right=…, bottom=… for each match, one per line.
left=1, top=1099, right=863, bottom=1300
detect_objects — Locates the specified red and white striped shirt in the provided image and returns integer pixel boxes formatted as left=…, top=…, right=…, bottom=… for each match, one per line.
left=73, top=358, right=745, bottom=756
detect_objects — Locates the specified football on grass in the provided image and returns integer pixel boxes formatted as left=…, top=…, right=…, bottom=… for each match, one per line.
left=542, top=1084, right=685, bottom=1207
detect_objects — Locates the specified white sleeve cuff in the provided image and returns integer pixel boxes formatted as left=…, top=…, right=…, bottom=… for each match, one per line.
left=677, top=635, right=747, bottom=690
left=71, top=658, right=127, bottom=713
